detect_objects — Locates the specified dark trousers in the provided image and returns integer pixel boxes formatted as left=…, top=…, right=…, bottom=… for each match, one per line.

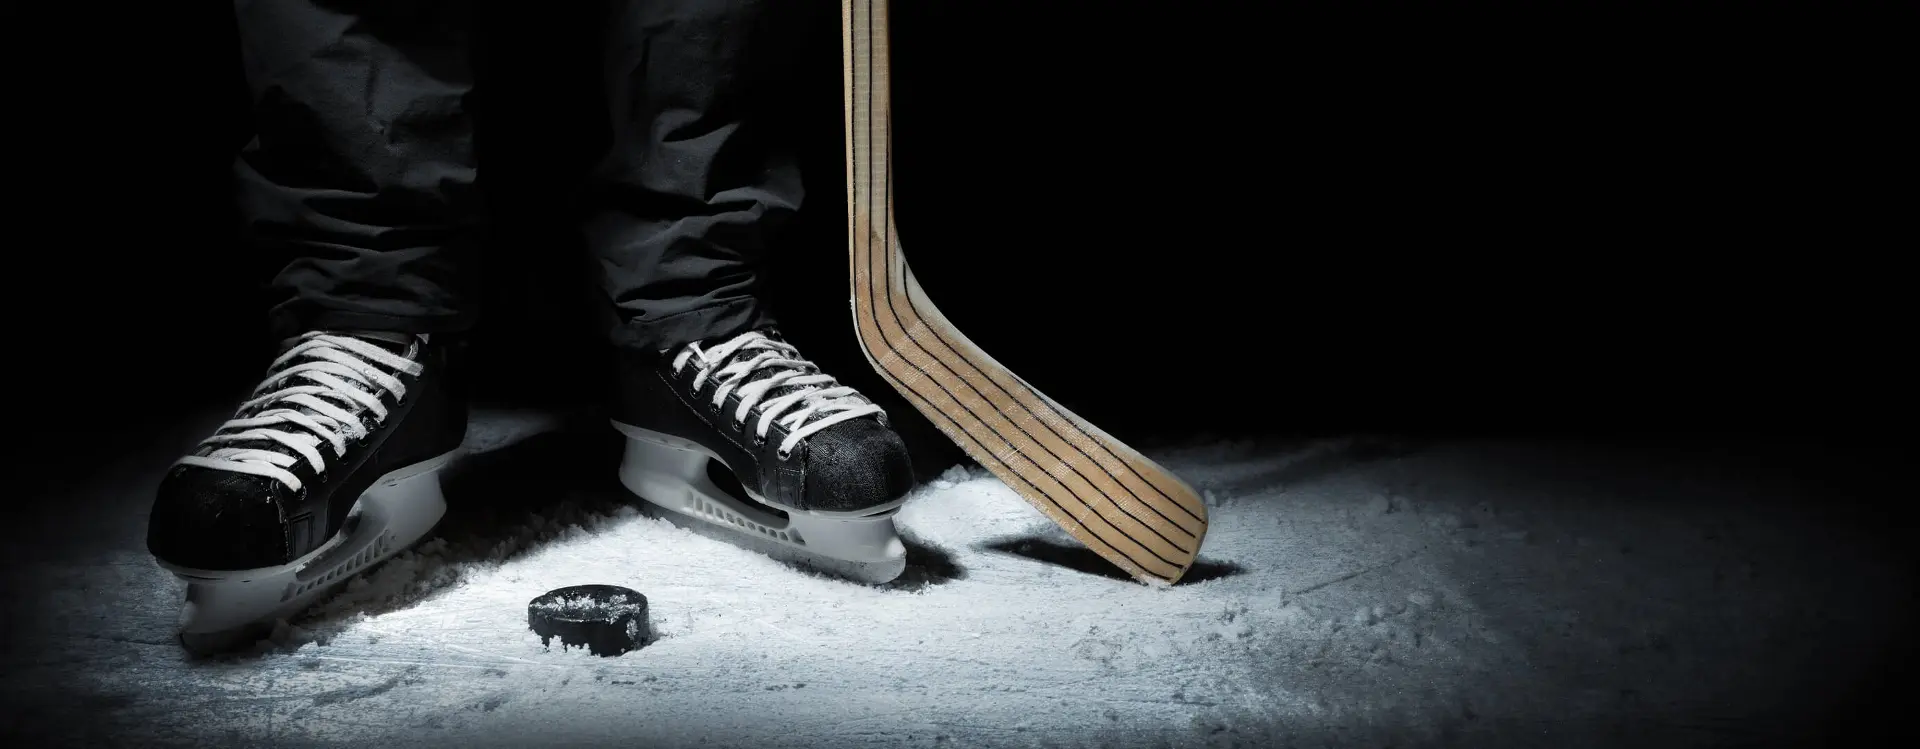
left=235, top=0, right=800, bottom=352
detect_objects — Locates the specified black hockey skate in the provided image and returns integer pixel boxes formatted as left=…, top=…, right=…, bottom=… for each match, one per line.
left=147, top=331, right=467, bottom=654
left=609, top=328, right=916, bottom=583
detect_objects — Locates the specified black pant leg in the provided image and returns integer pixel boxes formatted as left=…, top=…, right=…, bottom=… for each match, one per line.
left=234, top=0, right=482, bottom=341
left=585, top=0, right=803, bottom=353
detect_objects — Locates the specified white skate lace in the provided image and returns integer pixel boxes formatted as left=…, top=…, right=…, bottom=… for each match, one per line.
left=673, top=331, right=885, bottom=460
left=174, top=332, right=424, bottom=492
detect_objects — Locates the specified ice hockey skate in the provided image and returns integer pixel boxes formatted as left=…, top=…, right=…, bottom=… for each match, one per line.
left=147, top=331, right=467, bottom=655
left=610, top=328, right=916, bottom=584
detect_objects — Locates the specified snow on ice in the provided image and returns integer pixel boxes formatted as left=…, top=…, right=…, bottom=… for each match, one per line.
left=3, top=410, right=1904, bottom=748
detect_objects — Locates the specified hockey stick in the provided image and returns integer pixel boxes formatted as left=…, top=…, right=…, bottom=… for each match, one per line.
left=842, top=0, right=1209, bottom=585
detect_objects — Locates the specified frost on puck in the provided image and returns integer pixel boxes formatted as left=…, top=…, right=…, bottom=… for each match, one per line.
left=528, top=584, right=651, bottom=657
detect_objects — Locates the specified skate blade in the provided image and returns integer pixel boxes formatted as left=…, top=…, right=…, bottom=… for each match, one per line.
left=613, top=421, right=907, bottom=584
left=635, top=501, right=906, bottom=584
left=156, top=452, right=456, bottom=653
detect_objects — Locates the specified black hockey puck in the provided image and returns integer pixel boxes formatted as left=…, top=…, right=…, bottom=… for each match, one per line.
left=528, top=585, right=651, bottom=657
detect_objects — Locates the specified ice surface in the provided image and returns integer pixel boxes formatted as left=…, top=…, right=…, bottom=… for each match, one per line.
left=2, top=410, right=1906, bottom=748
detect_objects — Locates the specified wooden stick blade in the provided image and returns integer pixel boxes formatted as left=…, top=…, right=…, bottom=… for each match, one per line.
left=841, top=0, right=1210, bottom=585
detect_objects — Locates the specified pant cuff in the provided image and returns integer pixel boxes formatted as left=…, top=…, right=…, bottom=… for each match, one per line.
left=607, top=297, right=774, bottom=354
left=269, top=305, right=477, bottom=343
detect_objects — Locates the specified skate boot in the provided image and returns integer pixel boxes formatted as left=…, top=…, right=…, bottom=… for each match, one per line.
left=610, top=328, right=916, bottom=584
left=147, top=331, right=467, bottom=654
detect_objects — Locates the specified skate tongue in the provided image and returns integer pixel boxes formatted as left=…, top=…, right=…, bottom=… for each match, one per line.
left=346, top=330, right=420, bottom=356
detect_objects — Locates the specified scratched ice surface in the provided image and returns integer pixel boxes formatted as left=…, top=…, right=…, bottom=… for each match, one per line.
left=3, top=410, right=1903, bottom=748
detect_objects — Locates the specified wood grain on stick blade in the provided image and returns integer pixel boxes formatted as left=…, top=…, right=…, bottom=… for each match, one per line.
left=841, top=0, right=1209, bottom=585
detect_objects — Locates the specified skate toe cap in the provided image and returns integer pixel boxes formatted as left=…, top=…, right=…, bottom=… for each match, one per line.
left=800, top=418, right=916, bottom=513
left=148, top=466, right=299, bottom=571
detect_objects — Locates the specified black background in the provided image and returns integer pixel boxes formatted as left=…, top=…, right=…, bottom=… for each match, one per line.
left=12, top=3, right=1901, bottom=467
left=1, top=4, right=1908, bottom=745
